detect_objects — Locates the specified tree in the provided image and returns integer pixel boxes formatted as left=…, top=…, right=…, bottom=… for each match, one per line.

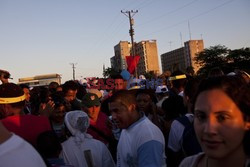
left=194, top=45, right=250, bottom=76
left=227, top=47, right=250, bottom=71
left=102, top=67, right=120, bottom=78
left=194, top=45, right=230, bottom=76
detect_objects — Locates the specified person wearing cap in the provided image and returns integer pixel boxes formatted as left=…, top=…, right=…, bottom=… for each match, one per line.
left=81, top=93, right=113, bottom=145
left=168, top=70, right=187, bottom=97
left=60, top=110, right=115, bottom=167
left=0, top=83, right=51, bottom=146
left=0, top=121, right=47, bottom=167
left=88, top=89, right=102, bottom=99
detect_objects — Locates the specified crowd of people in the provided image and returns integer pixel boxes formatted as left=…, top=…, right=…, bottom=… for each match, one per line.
left=0, top=68, right=249, bottom=167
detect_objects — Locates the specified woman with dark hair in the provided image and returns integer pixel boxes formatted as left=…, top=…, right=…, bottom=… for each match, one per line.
left=180, top=76, right=250, bottom=167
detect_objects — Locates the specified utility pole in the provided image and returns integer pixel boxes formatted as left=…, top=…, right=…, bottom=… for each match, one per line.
left=70, top=63, right=77, bottom=80
left=121, top=10, right=138, bottom=78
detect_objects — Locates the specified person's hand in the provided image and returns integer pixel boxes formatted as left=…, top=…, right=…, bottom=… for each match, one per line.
left=39, top=100, right=55, bottom=117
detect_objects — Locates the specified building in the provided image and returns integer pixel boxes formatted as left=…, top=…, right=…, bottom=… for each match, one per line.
left=161, top=40, right=204, bottom=73
left=136, top=40, right=160, bottom=75
left=18, top=74, right=61, bottom=87
left=161, top=47, right=185, bottom=73
left=110, top=40, right=160, bottom=75
left=184, top=40, right=204, bottom=72
left=110, top=41, right=131, bottom=72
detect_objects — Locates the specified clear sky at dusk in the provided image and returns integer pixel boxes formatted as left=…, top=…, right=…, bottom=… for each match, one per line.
left=0, top=0, right=249, bottom=83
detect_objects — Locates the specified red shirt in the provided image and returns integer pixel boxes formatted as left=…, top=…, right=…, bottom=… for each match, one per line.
left=1, top=115, right=51, bottom=146
left=87, top=111, right=112, bottom=145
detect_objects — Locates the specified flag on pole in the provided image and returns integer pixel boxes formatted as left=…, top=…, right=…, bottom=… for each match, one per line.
left=126, top=55, right=140, bottom=74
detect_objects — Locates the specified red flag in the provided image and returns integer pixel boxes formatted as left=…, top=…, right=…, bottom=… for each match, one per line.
left=126, top=55, right=140, bottom=74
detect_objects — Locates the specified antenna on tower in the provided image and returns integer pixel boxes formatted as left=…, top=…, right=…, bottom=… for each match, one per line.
left=188, top=20, right=192, bottom=40
left=200, top=34, right=203, bottom=40
left=169, top=41, right=173, bottom=51
left=180, top=32, right=183, bottom=47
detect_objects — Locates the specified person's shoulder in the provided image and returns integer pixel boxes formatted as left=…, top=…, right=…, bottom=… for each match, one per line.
left=246, top=158, right=250, bottom=167
left=135, top=117, right=164, bottom=140
left=171, top=119, right=185, bottom=129
left=179, top=152, right=205, bottom=167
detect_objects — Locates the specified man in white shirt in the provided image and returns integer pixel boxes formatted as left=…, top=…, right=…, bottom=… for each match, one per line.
left=0, top=122, right=46, bottom=167
left=109, top=90, right=166, bottom=167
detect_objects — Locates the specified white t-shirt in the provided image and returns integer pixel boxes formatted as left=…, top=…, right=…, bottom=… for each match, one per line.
left=117, top=115, right=166, bottom=167
left=0, top=134, right=46, bottom=167
left=156, top=96, right=169, bottom=108
left=60, top=135, right=115, bottom=167
left=168, top=113, right=194, bottom=152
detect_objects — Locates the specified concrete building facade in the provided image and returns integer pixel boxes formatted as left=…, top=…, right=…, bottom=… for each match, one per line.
left=184, top=40, right=204, bottom=73
left=136, top=40, right=160, bottom=75
left=161, top=40, right=204, bottom=73
left=110, top=41, right=131, bottom=72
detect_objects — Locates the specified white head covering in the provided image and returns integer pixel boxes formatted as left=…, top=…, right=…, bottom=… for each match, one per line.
left=155, top=85, right=168, bottom=94
left=64, top=110, right=92, bottom=145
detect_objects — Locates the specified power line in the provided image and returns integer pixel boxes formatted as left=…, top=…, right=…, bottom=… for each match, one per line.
left=135, top=0, right=155, bottom=10
left=137, top=0, right=235, bottom=38
left=136, top=0, right=200, bottom=27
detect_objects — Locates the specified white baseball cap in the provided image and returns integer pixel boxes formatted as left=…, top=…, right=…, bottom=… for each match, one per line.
left=155, top=85, right=168, bottom=93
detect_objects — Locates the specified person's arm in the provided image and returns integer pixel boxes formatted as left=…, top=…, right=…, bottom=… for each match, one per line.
left=0, top=122, right=12, bottom=144
left=167, top=120, right=185, bottom=166
left=137, top=140, right=165, bottom=167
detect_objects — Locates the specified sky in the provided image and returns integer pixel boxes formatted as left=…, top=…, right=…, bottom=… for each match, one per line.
left=0, top=0, right=250, bottom=83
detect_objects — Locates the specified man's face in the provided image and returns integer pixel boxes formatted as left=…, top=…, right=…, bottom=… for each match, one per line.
left=64, top=89, right=77, bottom=102
left=114, top=79, right=125, bottom=90
left=23, top=88, right=30, bottom=102
left=109, top=101, right=135, bottom=129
